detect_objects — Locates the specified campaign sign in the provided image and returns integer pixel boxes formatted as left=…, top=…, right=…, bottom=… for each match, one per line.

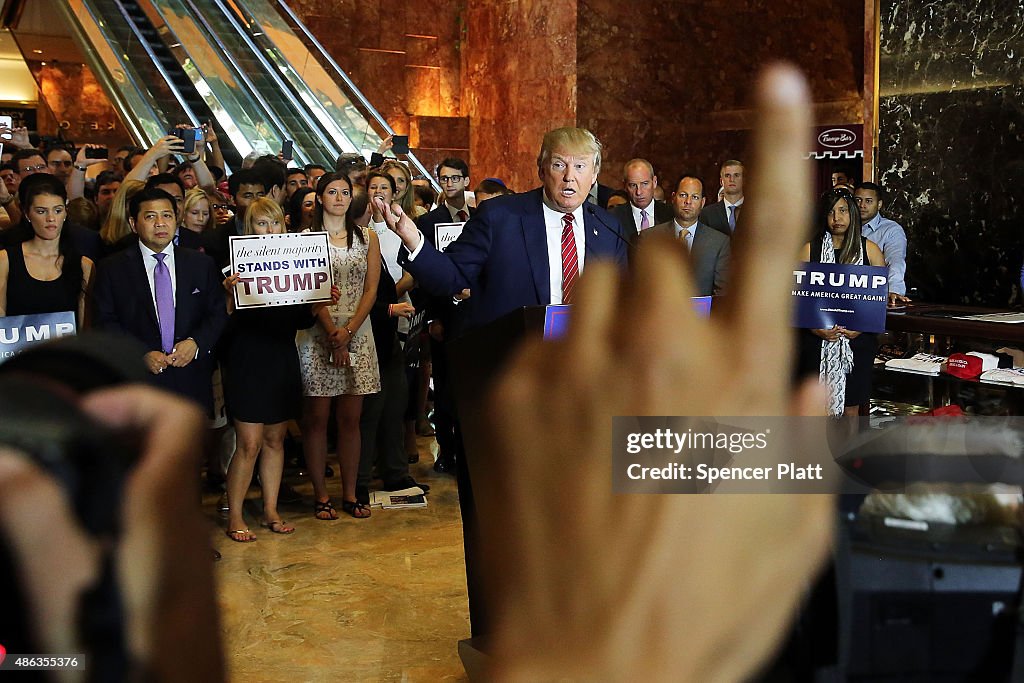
left=434, top=222, right=465, bottom=253
left=692, top=296, right=712, bottom=318
left=544, top=304, right=571, bottom=340
left=0, top=311, right=76, bottom=364
left=229, top=232, right=333, bottom=309
left=793, top=262, right=888, bottom=333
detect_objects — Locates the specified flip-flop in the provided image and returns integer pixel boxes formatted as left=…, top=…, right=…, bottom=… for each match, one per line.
left=226, top=528, right=256, bottom=543
left=262, top=520, right=295, bottom=534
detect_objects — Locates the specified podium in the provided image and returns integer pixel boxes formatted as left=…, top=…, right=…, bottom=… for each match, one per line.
left=447, top=306, right=548, bottom=670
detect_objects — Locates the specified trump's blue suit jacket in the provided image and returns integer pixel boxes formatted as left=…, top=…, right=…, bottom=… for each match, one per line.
left=398, top=188, right=628, bottom=330
left=93, top=245, right=228, bottom=411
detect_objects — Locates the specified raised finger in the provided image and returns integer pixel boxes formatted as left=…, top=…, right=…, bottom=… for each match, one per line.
left=722, top=64, right=812, bottom=374
left=618, top=235, right=707, bottom=410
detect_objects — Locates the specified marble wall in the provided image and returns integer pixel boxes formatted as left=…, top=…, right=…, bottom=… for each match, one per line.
left=27, top=61, right=128, bottom=149
left=577, top=0, right=865, bottom=195
left=287, top=0, right=470, bottom=174
left=290, top=1, right=866, bottom=195
left=878, top=1, right=1024, bottom=306
left=463, top=0, right=578, bottom=191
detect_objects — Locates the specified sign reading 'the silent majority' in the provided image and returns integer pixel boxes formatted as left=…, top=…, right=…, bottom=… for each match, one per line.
left=434, top=222, right=465, bottom=253
left=0, top=311, right=76, bottom=363
left=793, top=262, right=888, bottom=333
left=229, top=232, right=334, bottom=309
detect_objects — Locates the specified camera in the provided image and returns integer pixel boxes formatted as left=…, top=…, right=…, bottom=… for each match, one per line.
left=171, top=127, right=204, bottom=155
left=0, top=333, right=148, bottom=677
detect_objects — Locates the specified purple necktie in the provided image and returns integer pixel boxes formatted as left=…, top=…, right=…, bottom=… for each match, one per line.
left=153, top=253, right=175, bottom=354
left=640, top=209, right=649, bottom=231
left=728, top=205, right=737, bottom=231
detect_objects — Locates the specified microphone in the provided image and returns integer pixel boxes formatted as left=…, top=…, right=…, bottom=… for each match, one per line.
left=585, top=203, right=630, bottom=248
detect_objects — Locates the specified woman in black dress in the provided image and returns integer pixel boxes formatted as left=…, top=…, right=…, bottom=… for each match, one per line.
left=0, top=173, right=92, bottom=324
left=220, top=197, right=338, bottom=542
left=798, top=188, right=886, bottom=416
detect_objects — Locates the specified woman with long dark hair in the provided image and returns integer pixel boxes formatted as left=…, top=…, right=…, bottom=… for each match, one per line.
left=296, top=172, right=381, bottom=519
left=0, top=173, right=92, bottom=324
left=286, top=186, right=316, bottom=232
left=798, top=188, right=886, bottom=416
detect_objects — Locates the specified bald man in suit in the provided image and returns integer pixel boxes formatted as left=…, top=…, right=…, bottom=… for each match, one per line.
left=643, top=175, right=730, bottom=297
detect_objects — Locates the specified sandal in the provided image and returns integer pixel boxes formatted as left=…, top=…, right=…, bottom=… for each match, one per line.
left=314, top=499, right=338, bottom=520
left=261, top=520, right=296, bottom=534
left=226, top=528, right=256, bottom=543
left=341, top=499, right=371, bottom=519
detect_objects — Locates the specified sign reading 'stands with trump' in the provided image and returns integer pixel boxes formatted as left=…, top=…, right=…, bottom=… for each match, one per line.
left=792, top=262, right=888, bottom=333
left=229, top=232, right=334, bottom=309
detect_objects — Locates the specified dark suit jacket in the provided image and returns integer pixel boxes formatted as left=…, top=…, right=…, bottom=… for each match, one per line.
left=414, top=203, right=475, bottom=332
left=700, top=201, right=742, bottom=238
left=93, top=245, right=228, bottom=411
left=399, top=188, right=628, bottom=330
left=613, top=200, right=673, bottom=254
left=643, top=220, right=731, bottom=297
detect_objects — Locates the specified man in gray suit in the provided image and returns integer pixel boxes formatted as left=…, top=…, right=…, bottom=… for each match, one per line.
left=613, top=158, right=673, bottom=249
left=700, top=159, right=744, bottom=237
left=644, top=175, right=730, bottom=296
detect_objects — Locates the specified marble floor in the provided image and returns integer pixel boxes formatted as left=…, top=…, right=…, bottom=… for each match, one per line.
left=206, top=437, right=471, bottom=683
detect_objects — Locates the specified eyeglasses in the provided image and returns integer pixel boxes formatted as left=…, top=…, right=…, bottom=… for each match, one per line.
left=19, top=165, right=46, bottom=173
left=439, top=175, right=464, bottom=184
left=212, top=204, right=231, bottom=211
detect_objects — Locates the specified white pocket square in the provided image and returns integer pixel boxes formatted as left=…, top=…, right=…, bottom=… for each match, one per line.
left=192, top=288, right=200, bottom=294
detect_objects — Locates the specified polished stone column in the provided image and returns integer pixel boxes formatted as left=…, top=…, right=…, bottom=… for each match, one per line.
left=878, top=1, right=1024, bottom=305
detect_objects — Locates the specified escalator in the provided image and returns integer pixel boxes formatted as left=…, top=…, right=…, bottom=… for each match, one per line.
left=9, top=0, right=437, bottom=186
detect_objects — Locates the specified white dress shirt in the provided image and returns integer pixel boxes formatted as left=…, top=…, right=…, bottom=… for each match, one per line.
left=631, top=201, right=656, bottom=232
left=541, top=198, right=586, bottom=305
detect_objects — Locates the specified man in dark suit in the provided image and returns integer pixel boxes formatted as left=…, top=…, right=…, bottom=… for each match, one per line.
left=93, top=187, right=227, bottom=411
left=645, top=175, right=730, bottom=297
left=613, top=158, right=673, bottom=251
left=382, top=127, right=628, bottom=330
left=413, top=157, right=474, bottom=474
left=700, top=159, right=745, bottom=238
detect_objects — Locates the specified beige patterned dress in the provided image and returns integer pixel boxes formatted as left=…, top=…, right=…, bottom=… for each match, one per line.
left=296, top=228, right=381, bottom=396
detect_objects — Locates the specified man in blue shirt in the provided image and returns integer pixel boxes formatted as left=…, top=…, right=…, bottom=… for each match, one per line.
left=855, top=181, right=910, bottom=304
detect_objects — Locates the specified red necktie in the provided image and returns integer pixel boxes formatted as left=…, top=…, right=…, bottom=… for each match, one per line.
left=561, top=213, right=579, bottom=304
left=456, top=210, right=468, bottom=222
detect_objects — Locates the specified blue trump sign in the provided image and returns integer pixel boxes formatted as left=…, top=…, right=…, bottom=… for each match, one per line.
left=793, top=262, right=888, bottom=333
left=0, top=311, right=77, bottom=363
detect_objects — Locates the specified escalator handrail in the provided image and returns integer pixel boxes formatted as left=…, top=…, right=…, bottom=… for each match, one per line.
left=139, top=0, right=311, bottom=163
left=57, top=0, right=165, bottom=144
left=197, top=0, right=340, bottom=161
left=108, top=0, right=203, bottom=134
left=270, top=0, right=441, bottom=191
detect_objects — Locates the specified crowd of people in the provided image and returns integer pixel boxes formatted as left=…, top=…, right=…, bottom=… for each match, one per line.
left=0, top=65, right=846, bottom=682
left=0, top=102, right=910, bottom=547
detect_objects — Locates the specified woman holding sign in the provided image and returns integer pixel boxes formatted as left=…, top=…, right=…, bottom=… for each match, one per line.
left=296, top=173, right=381, bottom=520
left=798, top=188, right=886, bottom=416
left=220, top=197, right=341, bottom=542
left=0, top=174, right=93, bottom=325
